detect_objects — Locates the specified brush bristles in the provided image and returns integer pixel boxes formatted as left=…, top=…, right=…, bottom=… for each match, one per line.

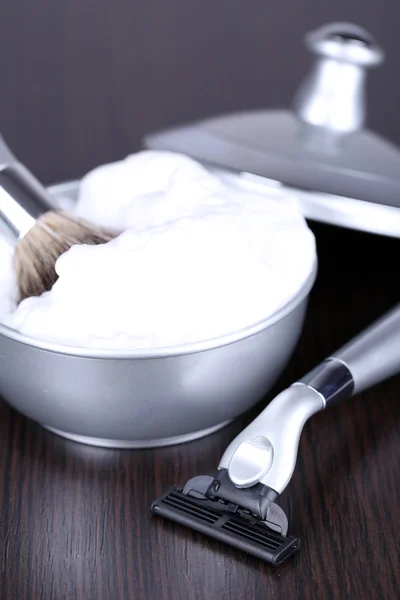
left=14, top=211, right=117, bottom=302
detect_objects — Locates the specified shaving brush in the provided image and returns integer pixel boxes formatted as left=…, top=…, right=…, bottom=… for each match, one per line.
left=0, top=135, right=117, bottom=302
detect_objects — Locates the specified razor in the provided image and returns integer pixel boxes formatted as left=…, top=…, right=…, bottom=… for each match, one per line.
left=151, top=303, right=400, bottom=565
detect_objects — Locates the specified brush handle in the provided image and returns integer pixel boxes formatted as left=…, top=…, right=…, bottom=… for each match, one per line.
left=0, top=164, right=54, bottom=239
left=0, top=134, right=54, bottom=239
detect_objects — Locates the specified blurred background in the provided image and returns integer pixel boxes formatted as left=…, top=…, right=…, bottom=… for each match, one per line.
left=0, top=0, right=397, bottom=185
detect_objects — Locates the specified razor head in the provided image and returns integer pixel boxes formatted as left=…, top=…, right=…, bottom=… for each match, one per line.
left=151, top=479, right=300, bottom=566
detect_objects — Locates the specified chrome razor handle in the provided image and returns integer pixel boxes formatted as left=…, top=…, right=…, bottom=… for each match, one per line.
left=302, top=302, right=400, bottom=405
left=219, top=303, right=400, bottom=494
left=331, top=303, right=400, bottom=395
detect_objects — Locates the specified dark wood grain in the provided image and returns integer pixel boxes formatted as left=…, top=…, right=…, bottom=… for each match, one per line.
left=1, top=224, right=399, bottom=600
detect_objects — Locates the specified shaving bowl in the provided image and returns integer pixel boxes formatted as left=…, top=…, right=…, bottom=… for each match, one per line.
left=0, top=181, right=317, bottom=448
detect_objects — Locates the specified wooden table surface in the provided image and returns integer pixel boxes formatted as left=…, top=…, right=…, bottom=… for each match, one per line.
left=1, top=223, right=399, bottom=600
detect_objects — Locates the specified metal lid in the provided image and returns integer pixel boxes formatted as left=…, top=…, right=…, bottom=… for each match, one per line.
left=144, top=23, right=400, bottom=238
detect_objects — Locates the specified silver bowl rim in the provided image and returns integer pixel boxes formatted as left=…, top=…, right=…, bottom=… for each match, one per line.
left=0, top=179, right=317, bottom=359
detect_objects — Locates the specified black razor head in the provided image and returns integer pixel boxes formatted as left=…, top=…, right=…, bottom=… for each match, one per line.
left=151, top=485, right=300, bottom=566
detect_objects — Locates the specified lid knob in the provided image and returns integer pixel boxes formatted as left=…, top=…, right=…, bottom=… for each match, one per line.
left=293, top=22, right=384, bottom=134
left=306, top=22, right=384, bottom=67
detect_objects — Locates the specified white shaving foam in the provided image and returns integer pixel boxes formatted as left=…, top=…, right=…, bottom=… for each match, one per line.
left=0, top=151, right=316, bottom=349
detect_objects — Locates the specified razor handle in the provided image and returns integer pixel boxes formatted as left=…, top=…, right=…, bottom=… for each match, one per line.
left=301, top=302, right=400, bottom=406
left=219, top=303, right=400, bottom=494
